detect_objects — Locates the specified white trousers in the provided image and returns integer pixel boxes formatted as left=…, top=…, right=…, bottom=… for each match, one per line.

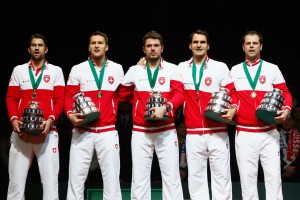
left=7, top=131, right=59, bottom=200
left=131, top=129, right=184, bottom=200
left=66, top=128, right=121, bottom=200
left=186, top=133, right=232, bottom=200
left=235, top=129, right=283, bottom=200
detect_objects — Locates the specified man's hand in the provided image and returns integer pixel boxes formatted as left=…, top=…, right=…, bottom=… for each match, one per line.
left=41, top=119, right=54, bottom=135
left=274, top=109, right=290, bottom=123
left=221, top=107, right=237, bottom=122
left=12, top=119, right=22, bottom=134
left=68, top=113, right=85, bottom=126
left=149, top=106, right=167, bottom=119
left=137, top=57, right=146, bottom=66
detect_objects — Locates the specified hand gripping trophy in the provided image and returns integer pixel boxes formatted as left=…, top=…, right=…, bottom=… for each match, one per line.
left=20, top=101, right=44, bottom=135
left=255, top=88, right=285, bottom=125
left=204, top=87, right=235, bottom=125
left=144, top=91, right=170, bottom=121
left=73, top=92, right=100, bottom=126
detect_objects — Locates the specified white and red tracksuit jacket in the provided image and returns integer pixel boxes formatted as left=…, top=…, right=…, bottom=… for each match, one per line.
left=64, top=59, right=124, bottom=133
left=178, top=57, right=230, bottom=134
left=6, top=61, right=65, bottom=123
left=118, top=60, right=184, bottom=133
left=225, top=59, right=293, bottom=132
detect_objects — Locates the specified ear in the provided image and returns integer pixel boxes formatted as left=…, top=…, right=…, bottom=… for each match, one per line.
left=105, top=45, right=109, bottom=52
left=45, top=47, right=48, bottom=54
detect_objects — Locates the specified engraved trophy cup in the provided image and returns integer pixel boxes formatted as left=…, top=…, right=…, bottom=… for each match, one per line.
left=144, top=91, right=170, bottom=121
left=204, top=88, right=235, bottom=125
left=73, top=92, right=100, bottom=126
left=20, top=101, right=44, bottom=135
left=255, top=88, right=284, bottom=125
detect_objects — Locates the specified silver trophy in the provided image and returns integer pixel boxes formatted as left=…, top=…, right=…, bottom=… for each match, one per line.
left=204, top=88, right=235, bottom=125
left=20, top=101, right=44, bottom=135
left=73, top=92, right=100, bottom=126
left=144, top=91, right=170, bottom=121
left=255, top=88, right=284, bottom=125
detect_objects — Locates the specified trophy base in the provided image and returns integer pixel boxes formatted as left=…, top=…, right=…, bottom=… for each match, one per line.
left=78, top=112, right=100, bottom=126
left=144, top=115, right=170, bottom=121
left=21, top=128, right=42, bottom=135
left=204, top=111, right=235, bottom=125
left=255, top=109, right=279, bottom=125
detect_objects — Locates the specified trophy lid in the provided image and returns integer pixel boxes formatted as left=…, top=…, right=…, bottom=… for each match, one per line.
left=29, top=101, right=39, bottom=108
left=74, top=92, right=84, bottom=98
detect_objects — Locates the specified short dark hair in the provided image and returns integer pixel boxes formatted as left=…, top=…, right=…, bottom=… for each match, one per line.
left=242, top=30, right=263, bottom=44
left=89, top=31, right=109, bottom=44
left=28, top=33, right=48, bottom=47
left=189, top=29, right=210, bottom=45
left=142, top=30, right=163, bottom=47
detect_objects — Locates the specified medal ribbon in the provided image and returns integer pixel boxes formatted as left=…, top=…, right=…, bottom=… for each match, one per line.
left=88, top=58, right=106, bottom=91
left=146, top=62, right=160, bottom=89
left=192, top=60, right=205, bottom=92
left=243, top=59, right=263, bottom=90
left=29, top=61, right=45, bottom=93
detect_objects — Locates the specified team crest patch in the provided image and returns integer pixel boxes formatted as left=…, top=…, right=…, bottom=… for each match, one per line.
left=158, top=77, right=165, bottom=85
left=52, top=148, right=57, bottom=153
left=115, top=144, right=119, bottom=149
left=44, top=75, right=50, bottom=83
left=108, top=76, right=114, bottom=84
left=259, top=75, right=266, bottom=84
left=174, top=141, right=178, bottom=147
left=205, top=77, right=212, bottom=86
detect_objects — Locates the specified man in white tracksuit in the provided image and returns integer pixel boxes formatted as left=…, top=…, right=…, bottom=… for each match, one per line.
left=177, top=29, right=232, bottom=200
left=224, top=30, right=292, bottom=200
left=6, top=33, right=65, bottom=200
left=119, top=30, right=184, bottom=200
left=65, top=31, right=123, bottom=200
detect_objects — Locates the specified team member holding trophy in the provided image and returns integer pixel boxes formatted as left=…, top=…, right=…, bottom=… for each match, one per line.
left=6, top=33, right=65, bottom=200
left=224, top=30, right=292, bottom=200
left=177, top=29, right=233, bottom=200
left=119, top=30, right=185, bottom=200
left=64, top=31, right=124, bottom=200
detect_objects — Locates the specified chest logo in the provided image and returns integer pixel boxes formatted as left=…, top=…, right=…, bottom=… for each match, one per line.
left=259, top=75, right=266, bottom=84
left=205, top=77, right=212, bottom=86
left=108, top=76, right=114, bottom=84
left=158, top=77, right=165, bottom=85
left=43, top=75, right=50, bottom=83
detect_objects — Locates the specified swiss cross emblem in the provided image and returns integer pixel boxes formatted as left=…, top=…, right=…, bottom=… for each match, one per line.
left=259, top=75, right=266, bottom=84
left=115, top=144, right=119, bottom=149
left=158, top=77, right=165, bottom=85
left=205, top=77, right=212, bottom=86
left=44, top=75, right=50, bottom=83
left=52, top=148, right=57, bottom=153
left=108, top=76, right=114, bottom=84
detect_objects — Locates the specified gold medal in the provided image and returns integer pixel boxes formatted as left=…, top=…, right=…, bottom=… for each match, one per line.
left=32, top=93, right=37, bottom=99
left=97, top=91, right=102, bottom=98
left=250, top=91, right=257, bottom=98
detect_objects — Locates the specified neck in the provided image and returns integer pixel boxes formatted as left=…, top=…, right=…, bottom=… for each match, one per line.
left=93, top=57, right=105, bottom=68
left=193, top=56, right=206, bottom=65
left=147, top=60, right=160, bottom=69
left=31, top=59, right=44, bottom=70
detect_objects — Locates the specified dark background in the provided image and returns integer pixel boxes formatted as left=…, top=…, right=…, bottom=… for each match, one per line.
left=1, top=0, right=300, bottom=198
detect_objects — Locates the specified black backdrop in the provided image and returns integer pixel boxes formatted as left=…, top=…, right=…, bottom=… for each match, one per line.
left=1, top=0, right=300, bottom=197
